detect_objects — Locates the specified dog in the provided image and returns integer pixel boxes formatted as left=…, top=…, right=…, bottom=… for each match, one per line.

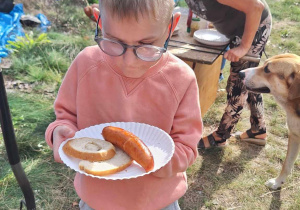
left=239, top=53, right=300, bottom=190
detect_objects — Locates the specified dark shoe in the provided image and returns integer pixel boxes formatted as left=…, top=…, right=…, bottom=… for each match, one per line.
left=198, top=133, right=227, bottom=150
left=235, top=129, right=266, bottom=146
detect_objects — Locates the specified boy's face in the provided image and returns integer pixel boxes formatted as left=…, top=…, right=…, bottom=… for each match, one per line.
left=101, top=11, right=170, bottom=78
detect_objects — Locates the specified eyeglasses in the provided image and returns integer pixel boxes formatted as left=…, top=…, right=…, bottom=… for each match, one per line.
left=94, top=14, right=174, bottom=62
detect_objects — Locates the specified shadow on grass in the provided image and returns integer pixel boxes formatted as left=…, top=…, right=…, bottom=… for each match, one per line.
left=180, top=142, right=264, bottom=209
left=269, top=191, right=282, bottom=210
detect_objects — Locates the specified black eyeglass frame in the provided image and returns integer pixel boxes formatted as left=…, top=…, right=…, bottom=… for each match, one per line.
left=94, top=13, right=174, bottom=61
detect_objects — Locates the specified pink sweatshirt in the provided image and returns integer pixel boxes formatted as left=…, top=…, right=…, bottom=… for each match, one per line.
left=45, top=45, right=203, bottom=210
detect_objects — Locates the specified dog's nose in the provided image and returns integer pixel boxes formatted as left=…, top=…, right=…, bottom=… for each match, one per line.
left=239, top=71, right=245, bottom=80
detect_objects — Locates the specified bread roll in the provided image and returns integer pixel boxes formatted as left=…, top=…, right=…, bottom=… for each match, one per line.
left=79, top=147, right=133, bottom=176
left=63, top=137, right=116, bottom=161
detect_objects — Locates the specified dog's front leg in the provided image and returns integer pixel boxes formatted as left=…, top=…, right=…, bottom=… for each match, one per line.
left=265, top=134, right=300, bottom=190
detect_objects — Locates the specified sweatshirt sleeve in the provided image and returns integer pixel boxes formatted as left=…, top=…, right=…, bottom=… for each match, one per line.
left=45, top=57, right=80, bottom=148
left=153, top=77, right=203, bottom=178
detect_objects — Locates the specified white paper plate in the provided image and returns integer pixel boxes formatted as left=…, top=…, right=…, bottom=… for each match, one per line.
left=59, top=122, right=175, bottom=180
left=193, top=29, right=230, bottom=46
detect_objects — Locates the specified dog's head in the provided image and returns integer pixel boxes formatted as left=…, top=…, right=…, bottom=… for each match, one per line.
left=239, top=53, right=300, bottom=102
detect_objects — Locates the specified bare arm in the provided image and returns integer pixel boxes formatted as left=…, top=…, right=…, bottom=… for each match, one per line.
left=217, top=0, right=265, bottom=61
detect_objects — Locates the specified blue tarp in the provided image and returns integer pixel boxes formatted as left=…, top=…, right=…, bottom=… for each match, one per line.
left=36, top=13, right=51, bottom=33
left=0, top=3, right=25, bottom=63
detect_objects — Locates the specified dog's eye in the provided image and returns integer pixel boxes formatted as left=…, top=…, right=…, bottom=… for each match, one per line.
left=264, top=66, right=270, bottom=73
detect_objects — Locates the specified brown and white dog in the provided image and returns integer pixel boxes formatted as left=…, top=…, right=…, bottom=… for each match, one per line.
left=239, top=53, right=300, bottom=190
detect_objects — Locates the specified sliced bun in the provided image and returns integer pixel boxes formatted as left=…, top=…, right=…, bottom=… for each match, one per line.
left=63, top=137, right=115, bottom=161
left=79, top=147, right=133, bottom=176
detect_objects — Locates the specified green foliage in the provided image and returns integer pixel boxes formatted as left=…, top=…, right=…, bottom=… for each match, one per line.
left=6, top=33, right=51, bottom=54
left=3, top=1, right=95, bottom=87
left=88, top=0, right=98, bottom=4
left=26, top=65, right=61, bottom=83
left=8, top=51, right=65, bottom=83
left=10, top=56, right=41, bottom=76
left=5, top=31, right=93, bottom=85
left=5, top=33, right=65, bottom=83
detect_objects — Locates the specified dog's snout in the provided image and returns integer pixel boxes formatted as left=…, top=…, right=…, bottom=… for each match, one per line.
left=239, top=71, right=246, bottom=80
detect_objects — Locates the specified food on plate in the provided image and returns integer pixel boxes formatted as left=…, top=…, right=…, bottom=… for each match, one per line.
left=102, top=126, right=154, bottom=172
left=63, top=137, right=116, bottom=161
left=79, top=147, right=133, bottom=176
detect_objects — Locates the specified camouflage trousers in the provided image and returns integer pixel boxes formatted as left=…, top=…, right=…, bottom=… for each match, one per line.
left=216, top=14, right=272, bottom=139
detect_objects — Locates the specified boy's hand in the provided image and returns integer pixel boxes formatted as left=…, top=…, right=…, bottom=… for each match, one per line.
left=83, top=3, right=99, bottom=22
left=53, top=125, right=75, bottom=163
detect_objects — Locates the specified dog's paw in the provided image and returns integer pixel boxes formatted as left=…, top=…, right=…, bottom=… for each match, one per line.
left=265, top=178, right=282, bottom=190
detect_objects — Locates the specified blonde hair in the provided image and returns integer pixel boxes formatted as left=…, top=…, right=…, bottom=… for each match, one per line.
left=99, top=0, right=174, bottom=24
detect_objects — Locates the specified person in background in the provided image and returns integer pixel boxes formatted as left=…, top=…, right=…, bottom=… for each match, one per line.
left=184, top=0, right=272, bottom=149
left=45, top=0, right=203, bottom=209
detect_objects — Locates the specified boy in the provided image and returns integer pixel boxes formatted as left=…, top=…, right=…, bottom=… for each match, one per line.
left=45, top=0, right=203, bottom=209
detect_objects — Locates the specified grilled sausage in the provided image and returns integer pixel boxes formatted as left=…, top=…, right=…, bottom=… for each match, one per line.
left=102, top=126, right=154, bottom=172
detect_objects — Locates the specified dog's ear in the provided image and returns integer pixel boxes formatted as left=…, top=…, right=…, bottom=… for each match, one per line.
left=288, top=73, right=300, bottom=100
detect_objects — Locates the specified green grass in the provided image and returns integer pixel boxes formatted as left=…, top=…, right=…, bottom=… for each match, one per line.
left=0, top=92, right=78, bottom=209
left=1, top=0, right=300, bottom=209
left=177, top=0, right=188, bottom=7
left=268, top=0, right=300, bottom=22
left=264, top=0, right=300, bottom=56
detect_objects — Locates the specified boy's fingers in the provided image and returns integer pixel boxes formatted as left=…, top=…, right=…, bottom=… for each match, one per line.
left=54, top=151, right=63, bottom=163
left=61, top=128, right=75, bottom=139
left=53, top=138, right=64, bottom=163
left=224, top=51, right=229, bottom=59
left=55, top=125, right=75, bottom=139
left=52, top=126, right=75, bottom=163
